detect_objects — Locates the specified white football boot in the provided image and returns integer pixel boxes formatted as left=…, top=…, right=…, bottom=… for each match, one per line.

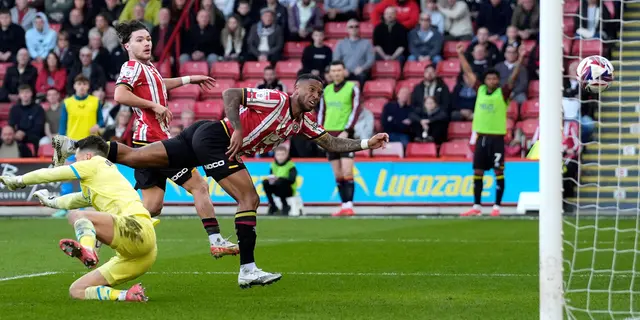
left=238, top=268, right=282, bottom=289
left=52, top=135, right=78, bottom=167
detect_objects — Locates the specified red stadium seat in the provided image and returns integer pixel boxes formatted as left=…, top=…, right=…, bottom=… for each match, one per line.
left=167, top=99, right=195, bottom=113
left=210, top=61, right=240, bottom=80
left=507, top=118, right=515, bottom=132
left=355, top=149, right=371, bottom=158
left=443, top=41, right=469, bottom=59
left=521, top=99, right=540, bottom=119
left=563, top=38, right=573, bottom=56
left=436, top=59, right=460, bottom=77
left=362, top=3, right=374, bottom=20
left=363, top=79, right=395, bottom=99
left=442, top=76, right=456, bottom=92
left=362, top=98, right=388, bottom=118
left=105, top=81, right=117, bottom=99
left=406, top=142, right=437, bottom=158
left=236, top=79, right=261, bottom=89
left=242, top=61, right=271, bottom=79
left=275, top=60, right=302, bottom=79
left=521, top=40, right=536, bottom=57
left=604, top=0, right=615, bottom=15
left=360, top=22, right=373, bottom=38
left=31, top=59, right=43, bottom=71
left=517, top=119, right=539, bottom=139
left=281, top=78, right=295, bottom=94
left=372, top=141, right=404, bottom=158
left=38, top=144, right=54, bottom=158
left=49, top=23, right=61, bottom=33
left=325, top=22, right=347, bottom=39
left=324, top=39, right=339, bottom=50
left=507, top=100, right=519, bottom=120
left=157, top=59, right=172, bottom=78
left=564, top=1, right=579, bottom=13
left=528, top=80, right=540, bottom=98
left=179, top=61, right=208, bottom=76
left=194, top=100, right=224, bottom=120
left=403, top=60, right=431, bottom=79
left=395, top=78, right=422, bottom=96
left=447, top=121, right=473, bottom=139
left=572, top=39, right=604, bottom=57
left=200, top=79, right=235, bottom=100
left=440, top=141, right=471, bottom=158
left=170, top=84, right=200, bottom=100
left=0, top=63, right=11, bottom=79
left=491, top=39, right=504, bottom=50
left=0, top=103, right=11, bottom=120
left=563, top=17, right=575, bottom=37
left=372, top=60, right=401, bottom=79
left=284, top=42, right=307, bottom=59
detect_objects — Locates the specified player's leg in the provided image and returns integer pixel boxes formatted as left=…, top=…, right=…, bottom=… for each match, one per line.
left=490, top=137, right=506, bottom=217
left=68, top=268, right=148, bottom=302
left=338, top=153, right=356, bottom=216
left=59, top=210, right=116, bottom=269
left=328, top=152, right=346, bottom=216
left=461, top=136, right=489, bottom=216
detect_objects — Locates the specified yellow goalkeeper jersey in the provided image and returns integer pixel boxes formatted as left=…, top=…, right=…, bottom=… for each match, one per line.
left=22, top=156, right=150, bottom=219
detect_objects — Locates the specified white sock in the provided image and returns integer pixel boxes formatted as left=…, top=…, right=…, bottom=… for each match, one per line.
left=342, top=201, right=353, bottom=209
left=117, top=290, right=128, bottom=301
left=472, top=204, right=481, bottom=210
left=208, top=233, right=223, bottom=245
left=241, top=262, right=257, bottom=272
left=493, top=205, right=500, bottom=210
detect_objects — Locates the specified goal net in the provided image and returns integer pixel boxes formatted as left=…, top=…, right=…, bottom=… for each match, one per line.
left=561, top=0, right=640, bottom=319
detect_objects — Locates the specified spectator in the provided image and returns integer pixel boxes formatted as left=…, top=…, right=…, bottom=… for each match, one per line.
left=373, top=7, right=408, bottom=62
left=438, top=0, right=472, bottom=40
left=133, top=3, right=153, bottom=31
left=257, top=65, right=287, bottom=91
left=169, top=123, right=183, bottom=138
left=66, top=46, right=107, bottom=93
left=235, top=0, right=255, bottom=30
left=103, top=107, right=131, bottom=142
left=526, top=39, right=539, bottom=80
left=66, top=0, right=95, bottom=28
left=0, top=8, right=26, bottom=63
left=500, top=25, right=521, bottom=57
left=92, top=88, right=119, bottom=126
left=511, top=0, right=539, bottom=40
left=53, top=30, right=77, bottom=69
left=180, top=9, right=222, bottom=67
left=301, top=28, right=332, bottom=76
left=89, top=13, right=119, bottom=52
left=0, top=125, right=33, bottom=157
left=181, top=109, right=194, bottom=128
left=333, top=19, right=374, bottom=86
left=408, top=12, right=443, bottom=64
left=476, top=0, right=512, bottom=41
left=451, top=46, right=490, bottom=120
left=220, top=14, right=245, bottom=62
left=288, top=0, right=322, bottom=41
left=26, top=13, right=57, bottom=62
left=41, top=88, right=62, bottom=145
left=63, top=8, right=89, bottom=51
left=151, top=7, right=173, bottom=61
left=109, top=45, right=128, bottom=80
left=168, top=0, right=187, bottom=25
left=323, top=64, right=331, bottom=85
left=410, top=95, right=448, bottom=144
left=197, top=0, right=226, bottom=30
left=88, top=30, right=111, bottom=75
left=575, top=0, right=611, bottom=40
left=421, top=0, right=444, bottom=34
left=371, top=0, right=419, bottom=30
left=60, top=74, right=103, bottom=141
left=10, top=0, right=36, bottom=30
left=323, top=0, right=358, bottom=22
left=9, top=84, right=45, bottom=152
left=0, top=48, right=37, bottom=103
left=563, top=60, right=595, bottom=142
left=119, top=0, right=160, bottom=26
left=35, top=52, right=67, bottom=96
left=46, top=0, right=74, bottom=24
left=262, top=145, right=298, bottom=216
left=381, top=87, right=413, bottom=148
left=247, top=8, right=284, bottom=63
left=411, top=64, right=450, bottom=110
left=354, top=107, right=374, bottom=140
left=465, top=27, right=501, bottom=66
left=213, top=0, right=234, bottom=18
left=101, top=0, right=124, bottom=25
left=265, top=0, right=289, bottom=35
left=495, top=44, right=528, bottom=104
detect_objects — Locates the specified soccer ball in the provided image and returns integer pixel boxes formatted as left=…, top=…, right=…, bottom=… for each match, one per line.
left=576, top=55, right=614, bottom=93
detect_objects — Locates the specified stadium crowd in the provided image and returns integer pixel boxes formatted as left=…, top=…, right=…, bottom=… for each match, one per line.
left=0, top=0, right=621, bottom=160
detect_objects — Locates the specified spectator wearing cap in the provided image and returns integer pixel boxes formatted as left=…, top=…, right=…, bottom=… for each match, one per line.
left=475, top=0, right=512, bottom=41
left=180, top=9, right=223, bottom=67
left=408, top=12, right=443, bottom=64
left=371, top=0, right=420, bottom=30
left=323, top=0, right=358, bottom=22
left=437, top=0, right=473, bottom=40
left=247, top=7, right=285, bottom=63
left=373, top=7, right=408, bottom=62
left=333, top=19, right=374, bottom=86
left=288, top=0, right=323, bottom=41
left=410, top=64, right=450, bottom=111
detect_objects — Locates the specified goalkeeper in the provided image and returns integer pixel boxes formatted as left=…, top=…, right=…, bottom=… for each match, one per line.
left=0, top=136, right=154, bottom=302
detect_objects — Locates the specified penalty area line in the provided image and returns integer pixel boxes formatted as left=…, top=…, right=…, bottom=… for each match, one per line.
left=0, top=271, right=59, bottom=282
left=141, top=271, right=538, bottom=278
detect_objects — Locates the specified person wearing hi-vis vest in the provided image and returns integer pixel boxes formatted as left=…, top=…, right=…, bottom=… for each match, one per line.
left=457, top=42, right=525, bottom=217
left=262, top=146, right=298, bottom=216
left=317, top=60, right=361, bottom=217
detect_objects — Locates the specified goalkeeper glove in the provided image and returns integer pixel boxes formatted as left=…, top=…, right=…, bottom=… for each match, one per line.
left=0, top=175, right=26, bottom=191
left=33, top=189, right=58, bottom=208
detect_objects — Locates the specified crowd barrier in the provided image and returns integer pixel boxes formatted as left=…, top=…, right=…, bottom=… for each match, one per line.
left=0, top=158, right=539, bottom=206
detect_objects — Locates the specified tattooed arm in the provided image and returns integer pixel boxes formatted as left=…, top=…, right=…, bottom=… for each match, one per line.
left=222, top=88, right=244, bottom=131
left=314, top=132, right=390, bottom=153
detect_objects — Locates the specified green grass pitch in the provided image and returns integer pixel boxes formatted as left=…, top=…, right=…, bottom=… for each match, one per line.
left=0, top=216, right=635, bottom=320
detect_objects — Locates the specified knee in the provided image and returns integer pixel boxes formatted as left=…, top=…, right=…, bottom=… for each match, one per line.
left=186, top=179, right=210, bottom=199
left=239, top=190, right=260, bottom=209
left=146, top=202, right=163, bottom=217
left=68, top=281, right=86, bottom=299
left=67, top=210, right=84, bottom=224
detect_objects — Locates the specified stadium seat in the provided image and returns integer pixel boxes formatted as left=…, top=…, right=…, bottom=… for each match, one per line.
left=372, top=60, right=401, bottom=79
left=157, top=59, right=172, bottom=78
left=275, top=60, right=302, bottom=79
left=521, top=40, right=537, bottom=57
left=324, top=39, right=339, bottom=50
left=49, top=23, right=61, bottom=32
left=528, top=80, right=540, bottom=98
left=194, top=100, right=224, bottom=120
left=572, top=39, right=604, bottom=57
left=325, top=22, right=347, bottom=39
left=38, top=144, right=54, bottom=158
left=167, top=99, right=195, bottom=113
left=362, top=98, right=388, bottom=118
left=440, top=141, right=471, bottom=158
left=442, top=76, right=456, bottom=92
left=105, top=82, right=117, bottom=99
left=517, top=119, right=539, bottom=139
left=200, top=79, right=235, bottom=100
left=521, top=99, right=540, bottom=119
left=362, top=3, right=374, bottom=20
left=281, top=78, right=295, bottom=94
left=447, top=121, right=473, bottom=139
left=406, top=142, right=437, bottom=158
left=363, top=79, right=395, bottom=99
left=395, top=78, right=422, bottom=96
left=210, top=61, right=240, bottom=80
left=563, top=17, right=575, bottom=37
left=604, top=0, right=615, bottom=15
left=0, top=63, right=11, bottom=79
left=360, top=22, right=373, bottom=38
left=0, top=103, right=11, bottom=120
left=355, top=149, right=371, bottom=158
left=403, top=60, right=431, bottom=79
left=491, top=39, right=504, bottom=50
left=436, top=59, right=460, bottom=77
left=242, top=61, right=271, bottom=79
left=236, top=79, right=261, bottom=89
left=170, top=84, right=200, bottom=100
left=507, top=118, right=515, bottom=132
left=563, top=38, right=573, bottom=56
left=507, top=100, right=519, bottom=120
left=284, top=42, right=307, bottom=58
left=372, top=141, right=404, bottom=158
left=179, top=61, right=208, bottom=76
left=26, top=143, right=35, bottom=156
left=443, top=41, right=469, bottom=59
left=31, top=59, right=43, bottom=71
left=564, top=1, right=579, bottom=13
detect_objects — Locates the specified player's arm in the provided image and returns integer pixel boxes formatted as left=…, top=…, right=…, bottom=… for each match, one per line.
left=114, top=85, right=162, bottom=111
left=53, top=192, right=91, bottom=210
left=222, top=88, right=244, bottom=132
left=0, top=165, right=84, bottom=190
left=163, top=77, right=188, bottom=91
left=456, top=43, right=477, bottom=87
left=314, top=132, right=389, bottom=153
left=344, top=86, right=361, bottom=134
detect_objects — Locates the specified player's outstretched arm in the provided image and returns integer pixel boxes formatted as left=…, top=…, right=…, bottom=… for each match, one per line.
left=164, top=75, right=215, bottom=91
left=0, top=166, right=81, bottom=190
left=34, top=190, right=90, bottom=210
left=314, top=132, right=389, bottom=153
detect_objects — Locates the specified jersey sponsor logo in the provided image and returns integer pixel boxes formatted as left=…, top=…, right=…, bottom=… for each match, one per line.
left=104, top=160, right=113, bottom=166
left=204, top=160, right=226, bottom=170
left=170, top=168, right=189, bottom=181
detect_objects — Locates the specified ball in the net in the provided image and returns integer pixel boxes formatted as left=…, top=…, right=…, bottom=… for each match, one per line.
left=576, top=55, right=614, bottom=93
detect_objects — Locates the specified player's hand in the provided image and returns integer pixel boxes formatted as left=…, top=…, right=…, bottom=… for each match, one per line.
left=367, top=133, right=389, bottom=150
left=226, top=129, right=243, bottom=160
left=33, top=189, right=57, bottom=208
left=0, top=175, right=26, bottom=191
left=189, top=75, right=216, bottom=91
left=153, top=104, right=173, bottom=123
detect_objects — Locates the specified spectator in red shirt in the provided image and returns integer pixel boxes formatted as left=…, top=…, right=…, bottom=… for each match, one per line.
left=371, top=0, right=419, bottom=30
left=35, top=52, right=68, bottom=96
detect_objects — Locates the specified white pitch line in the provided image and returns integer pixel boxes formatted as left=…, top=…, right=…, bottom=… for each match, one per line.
left=0, top=271, right=59, bottom=282
left=145, top=271, right=537, bottom=277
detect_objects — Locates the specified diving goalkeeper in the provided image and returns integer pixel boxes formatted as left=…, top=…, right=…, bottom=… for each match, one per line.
left=0, top=136, right=154, bottom=302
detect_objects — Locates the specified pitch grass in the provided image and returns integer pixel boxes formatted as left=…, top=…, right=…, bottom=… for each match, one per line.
left=0, top=217, right=550, bottom=320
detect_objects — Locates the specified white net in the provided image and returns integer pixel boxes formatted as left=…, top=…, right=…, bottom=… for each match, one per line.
left=563, top=1, right=640, bottom=319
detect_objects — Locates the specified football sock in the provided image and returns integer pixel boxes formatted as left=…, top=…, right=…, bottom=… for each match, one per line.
left=106, top=141, right=119, bottom=163
left=473, top=175, right=483, bottom=206
left=202, top=218, right=222, bottom=244
left=343, top=176, right=355, bottom=203
left=241, top=262, right=257, bottom=272
left=235, top=210, right=257, bottom=265
left=336, top=178, right=345, bottom=203
left=74, top=218, right=96, bottom=249
left=84, top=286, right=122, bottom=301
left=495, top=175, right=505, bottom=206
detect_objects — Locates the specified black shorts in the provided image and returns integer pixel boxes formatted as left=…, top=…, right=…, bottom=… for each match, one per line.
left=326, top=131, right=355, bottom=161
left=161, top=120, right=246, bottom=182
left=473, top=135, right=505, bottom=171
left=132, top=141, right=194, bottom=190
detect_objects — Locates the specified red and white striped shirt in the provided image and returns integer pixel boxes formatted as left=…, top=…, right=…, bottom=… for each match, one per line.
left=223, top=88, right=326, bottom=156
left=116, top=60, right=171, bottom=143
